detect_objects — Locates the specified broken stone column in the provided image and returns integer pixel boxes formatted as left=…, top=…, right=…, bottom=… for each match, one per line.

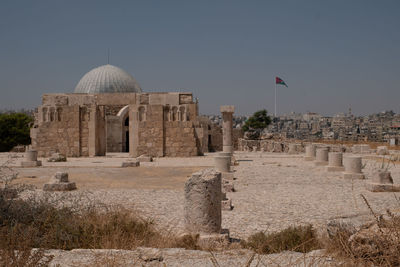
left=184, top=169, right=222, bottom=234
left=214, top=155, right=231, bottom=173
left=121, top=159, right=140, bottom=167
left=314, top=148, right=329, bottom=166
left=304, top=144, right=316, bottom=161
left=220, top=105, right=234, bottom=154
left=43, top=172, right=77, bottom=191
left=376, top=146, right=389, bottom=155
left=137, top=155, right=153, bottom=162
left=326, top=152, right=345, bottom=172
left=343, top=156, right=365, bottom=179
left=21, top=149, right=42, bottom=167
left=366, top=170, right=400, bottom=192
left=288, top=143, right=297, bottom=154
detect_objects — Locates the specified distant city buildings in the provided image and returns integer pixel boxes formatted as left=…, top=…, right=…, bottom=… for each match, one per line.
left=205, top=109, right=400, bottom=144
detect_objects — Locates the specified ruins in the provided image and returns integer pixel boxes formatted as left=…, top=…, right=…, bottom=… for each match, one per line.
left=30, top=64, right=223, bottom=158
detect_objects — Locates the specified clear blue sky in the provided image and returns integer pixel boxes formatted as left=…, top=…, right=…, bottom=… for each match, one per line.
left=0, top=0, right=399, bottom=116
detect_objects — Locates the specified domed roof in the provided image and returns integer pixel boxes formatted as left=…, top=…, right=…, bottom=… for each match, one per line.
left=74, top=64, right=142, bottom=93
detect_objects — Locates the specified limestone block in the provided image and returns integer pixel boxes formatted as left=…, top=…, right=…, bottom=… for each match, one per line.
left=372, top=170, right=393, bottom=184
left=214, top=155, right=231, bottom=173
left=25, top=149, right=38, bottom=161
left=366, top=183, right=400, bottom=192
left=314, top=148, right=328, bottom=166
left=304, top=145, right=316, bottom=161
left=343, top=156, right=365, bottom=179
left=121, top=160, right=140, bottom=167
left=43, top=182, right=76, bottom=191
left=54, top=172, right=69, bottom=183
left=137, top=155, right=153, bottom=162
left=184, top=169, right=221, bottom=234
left=48, top=153, right=67, bottom=162
left=328, top=152, right=343, bottom=167
left=288, top=143, right=297, bottom=154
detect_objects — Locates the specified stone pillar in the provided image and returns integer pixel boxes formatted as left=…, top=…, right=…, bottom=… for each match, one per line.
left=26, top=150, right=38, bottom=161
left=343, top=156, right=365, bottom=179
left=21, top=149, right=42, bottom=167
left=184, top=169, right=221, bottom=234
left=220, top=105, right=234, bottom=154
left=43, top=172, right=77, bottom=191
left=314, top=148, right=329, bottom=166
left=366, top=170, right=400, bottom=192
left=288, top=143, right=297, bottom=154
left=214, top=155, right=231, bottom=173
left=304, top=144, right=316, bottom=161
left=326, top=152, right=345, bottom=172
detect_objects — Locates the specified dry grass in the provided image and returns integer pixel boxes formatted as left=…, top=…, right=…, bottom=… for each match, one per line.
left=323, top=196, right=400, bottom=266
left=242, top=225, right=321, bottom=254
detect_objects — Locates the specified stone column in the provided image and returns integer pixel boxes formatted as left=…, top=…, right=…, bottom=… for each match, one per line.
left=21, top=149, right=42, bottom=167
left=343, top=156, right=365, bottom=179
left=288, top=143, right=297, bottom=154
left=25, top=150, right=38, bottom=161
left=304, top=144, right=316, bottom=161
left=184, top=169, right=221, bottom=234
left=326, top=152, right=344, bottom=172
left=220, top=105, right=235, bottom=154
left=366, top=170, right=400, bottom=192
left=314, top=148, right=329, bottom=166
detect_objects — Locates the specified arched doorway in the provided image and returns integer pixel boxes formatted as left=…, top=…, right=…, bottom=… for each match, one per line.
left=124, top=116, right=129, bottom=152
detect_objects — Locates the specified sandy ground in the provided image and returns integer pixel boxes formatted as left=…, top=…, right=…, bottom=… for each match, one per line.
left=2, top=151, right=400, bottom=240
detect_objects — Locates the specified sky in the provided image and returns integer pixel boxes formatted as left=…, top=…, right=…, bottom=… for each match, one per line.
left=0, top=0, right=399, bottom=116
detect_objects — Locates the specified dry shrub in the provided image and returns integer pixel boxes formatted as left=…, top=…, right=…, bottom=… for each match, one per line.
left=243, top=225, right=321, bottom=254
left=0, top=189, right=199, bottom=252
left=324, top=202, right=400, bottom=266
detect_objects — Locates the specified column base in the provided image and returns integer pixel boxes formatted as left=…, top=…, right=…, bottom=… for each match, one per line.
left=366, top=183, right=400, bottom=192
left=314, top=161, right=328, bottom=166
left=21, top=161, right=42, bottom=167
left=223, top=146, right=233, bottom=153
left=304, top=156, right=314, bottom=161
left=326, top=166, right=345, bottom=172
left=343, top=172, right=365, bottom=179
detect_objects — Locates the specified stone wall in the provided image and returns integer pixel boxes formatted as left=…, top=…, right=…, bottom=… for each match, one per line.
left=33, top=92, right=220, bottom=157
left=165, top=121, right=199, bottom=157
left=31, top=105, right=82, bottom=157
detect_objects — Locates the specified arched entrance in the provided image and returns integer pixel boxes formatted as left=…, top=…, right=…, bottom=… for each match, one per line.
left=124, top=116, right=129, bottom=152
left=116, top=105, right=130, bottom=153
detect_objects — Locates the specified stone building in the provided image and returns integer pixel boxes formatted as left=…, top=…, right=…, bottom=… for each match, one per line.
left=30, top=64, right=220, bottom=157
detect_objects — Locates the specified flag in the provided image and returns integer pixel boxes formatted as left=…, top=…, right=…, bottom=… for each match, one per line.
left=275, top=77, right=288, bottom=87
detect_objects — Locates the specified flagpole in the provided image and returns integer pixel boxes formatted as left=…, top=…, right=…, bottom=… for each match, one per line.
left=274, top=78, right=277, bottom=117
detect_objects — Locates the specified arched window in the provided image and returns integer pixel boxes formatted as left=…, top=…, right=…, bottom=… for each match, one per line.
left=49, top=107, right=55, bottom=122
left=164, top=106, right=170, bottom=121
left=172, top=106, right=178, bottom=121
left=124, top=117, right=129, bottom=126
left=42, top=107, right=48, bottom=122
left=57, top=108, right=62, bottom=121
left=179, top=106, right=185, bottom=121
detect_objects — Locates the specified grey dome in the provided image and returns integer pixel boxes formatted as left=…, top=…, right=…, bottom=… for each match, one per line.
left=74, top=64, right=142, bottom=93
